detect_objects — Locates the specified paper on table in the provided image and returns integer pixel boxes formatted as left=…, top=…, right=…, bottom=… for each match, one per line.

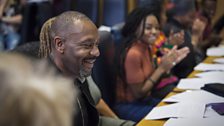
left=213, top=58, right=224, bottom=64
left=177, top=78, right=224, bottom=90
left=144, top=102, right=205, bottom=120
left=164, top=117, right=224, bottom=126
left=163, top=90, right=224, bottom=103
left=195, top=71, right=224, bottom=79
left=194, top=63, right=224, bottom=71
left=206, top=46, right=224, bottom=56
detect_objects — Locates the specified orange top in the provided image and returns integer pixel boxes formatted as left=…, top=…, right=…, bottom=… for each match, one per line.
left=116, top=40, right=155, bottom=102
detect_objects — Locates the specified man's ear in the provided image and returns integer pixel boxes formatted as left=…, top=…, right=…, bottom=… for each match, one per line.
left=53, top=36, right=65, bottom=54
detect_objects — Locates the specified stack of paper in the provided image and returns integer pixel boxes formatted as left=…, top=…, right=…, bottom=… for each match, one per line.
left=195, top=71, right=224, bottom=79
left=213, top=58, right=224, bottom=64
left=206, top=46, right=224, bottom=56
left=177, top=78, right=224, bottom=90
left=194, top=63, right=224, bottom=71
left=163, top=90, right=224, bottom=103
left=164, top=117, right=224, bottom=126
left=144, top=102, right=205, bottom=120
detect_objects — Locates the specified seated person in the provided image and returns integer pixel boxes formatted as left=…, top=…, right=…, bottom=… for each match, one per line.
left=114, top=7, right=189, bottom=122
left=192, top=0, right=222, bottom=63
left=38, top=15, right=135, bottom=126
left=0, top=53, right=76, bottom=126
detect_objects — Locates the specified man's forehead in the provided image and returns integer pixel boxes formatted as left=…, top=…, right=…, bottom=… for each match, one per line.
left=66, top=32, right=99, bottom=42
left=63, top=19, right=96, bottom=34
left=64, top=19, right=85, bottom=34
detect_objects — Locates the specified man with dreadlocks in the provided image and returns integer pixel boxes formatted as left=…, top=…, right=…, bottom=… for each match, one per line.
left=114, top=7, right=190, bottom=122
left=39, top=11, right=100, bottom=126
left=39, top=11, right=135, bottom=126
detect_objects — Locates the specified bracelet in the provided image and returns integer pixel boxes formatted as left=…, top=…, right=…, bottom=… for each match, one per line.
left=148, top=77, right=156, bottom=85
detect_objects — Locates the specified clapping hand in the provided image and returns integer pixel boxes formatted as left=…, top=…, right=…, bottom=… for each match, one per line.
left=159, top=45, right=190, bottom=72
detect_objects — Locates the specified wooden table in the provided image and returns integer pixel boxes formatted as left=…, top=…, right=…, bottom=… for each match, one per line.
left=137, top=56, right=221, bottom=126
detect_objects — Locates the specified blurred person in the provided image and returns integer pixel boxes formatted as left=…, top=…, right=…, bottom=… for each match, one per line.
left=0, top=0, right=23, bottom=50
left=197, top=0, right=217, bottom=40
left=38, top=11, right=135, bottom=126
left=138, top=0, right=185, bottom=46
left=213, top=14, right=224, bottom=35
left=114, top=7, right=189, bottom=122
left=137, top=0, right=185, bottom=66
left=0, top=53, right=76, bottom=126
left=164, top=0, right=197, bottom=78
left=191, top=0, right=222, bottom=63
left=191, top=17, right=207, bottom=63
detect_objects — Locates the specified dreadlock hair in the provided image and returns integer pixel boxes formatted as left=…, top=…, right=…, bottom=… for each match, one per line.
left=39, top=17, right=55, bottom=58
left=39, top=11, right=91, bottom=58
left=115, top=6, right=160, bottom=84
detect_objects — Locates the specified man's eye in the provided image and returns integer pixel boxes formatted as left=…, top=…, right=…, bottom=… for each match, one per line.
left=82, top=42, right=94, bottom=48
left=83, top=44, right=92, bottom=48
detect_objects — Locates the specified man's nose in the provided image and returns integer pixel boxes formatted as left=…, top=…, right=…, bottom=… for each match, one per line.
left=90, top=45, right=100, bottom=57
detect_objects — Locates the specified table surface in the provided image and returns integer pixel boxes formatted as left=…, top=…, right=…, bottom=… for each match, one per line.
left=137, top=56, right=221, bottom=126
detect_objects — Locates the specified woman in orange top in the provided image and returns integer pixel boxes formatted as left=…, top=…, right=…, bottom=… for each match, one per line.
left=114, top=7, right=189, bottom=122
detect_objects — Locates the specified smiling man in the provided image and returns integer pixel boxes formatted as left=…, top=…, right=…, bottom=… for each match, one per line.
left=48, top=11, right=100, bottom=126
left=50, top=11, right=100, bottom=80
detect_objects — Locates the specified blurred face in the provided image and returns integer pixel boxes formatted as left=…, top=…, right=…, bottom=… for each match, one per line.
left=181, top=10, right=196, bottom=28
left=142, top=15, right=160, bottom=45
left=62, top=20, right=100, bottom=78
left=203, top=0, right=217, bottom=18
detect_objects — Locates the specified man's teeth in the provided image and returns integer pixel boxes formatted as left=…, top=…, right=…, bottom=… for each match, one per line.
left=85, top=60, right=95, bottom=63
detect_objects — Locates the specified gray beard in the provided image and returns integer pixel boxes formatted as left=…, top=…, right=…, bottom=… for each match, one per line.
left=79, top=67, right=91, bottom=80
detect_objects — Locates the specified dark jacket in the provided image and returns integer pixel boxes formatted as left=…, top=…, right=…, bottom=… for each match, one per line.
left=163, top=18, right=196, bottom=78
left=48, top=58, right=99, bottom=126
left=74, top=79, right=99, bottom=126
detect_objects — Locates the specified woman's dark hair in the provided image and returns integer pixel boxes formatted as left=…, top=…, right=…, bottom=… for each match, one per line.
left=122, top=6, right=160, bottom=37
left=115, top=6, right=160, bottom=84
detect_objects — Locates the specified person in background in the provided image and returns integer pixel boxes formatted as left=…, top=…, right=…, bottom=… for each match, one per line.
left=138, top=0, right=185, bottom=65
left=0, top=0, right=23, bottom=51
left=114, top=7, right=189, bottom=122
left=0, top=53, right=76, bottom=126
left=191, top=0, right=222, bottom=63
left=164, top=0, right=197, bottom=78
left=213, top=14, right=224, bottom=36
left=197, top=0, right=217, bottom=40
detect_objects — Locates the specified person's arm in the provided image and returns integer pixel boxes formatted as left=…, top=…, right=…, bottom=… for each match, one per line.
left=125, top=50, right=166, bottom=99
left=0, top=0, right=7, bottom=18
left=1, top=14, right=22, bottom=24
left=126, top=46, right=189, bottom=99
left=87, top=76, right=118, bottom=118
left=191, top=18, right=206, bottom=48
left=96, top=99, right=119, bottom=119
